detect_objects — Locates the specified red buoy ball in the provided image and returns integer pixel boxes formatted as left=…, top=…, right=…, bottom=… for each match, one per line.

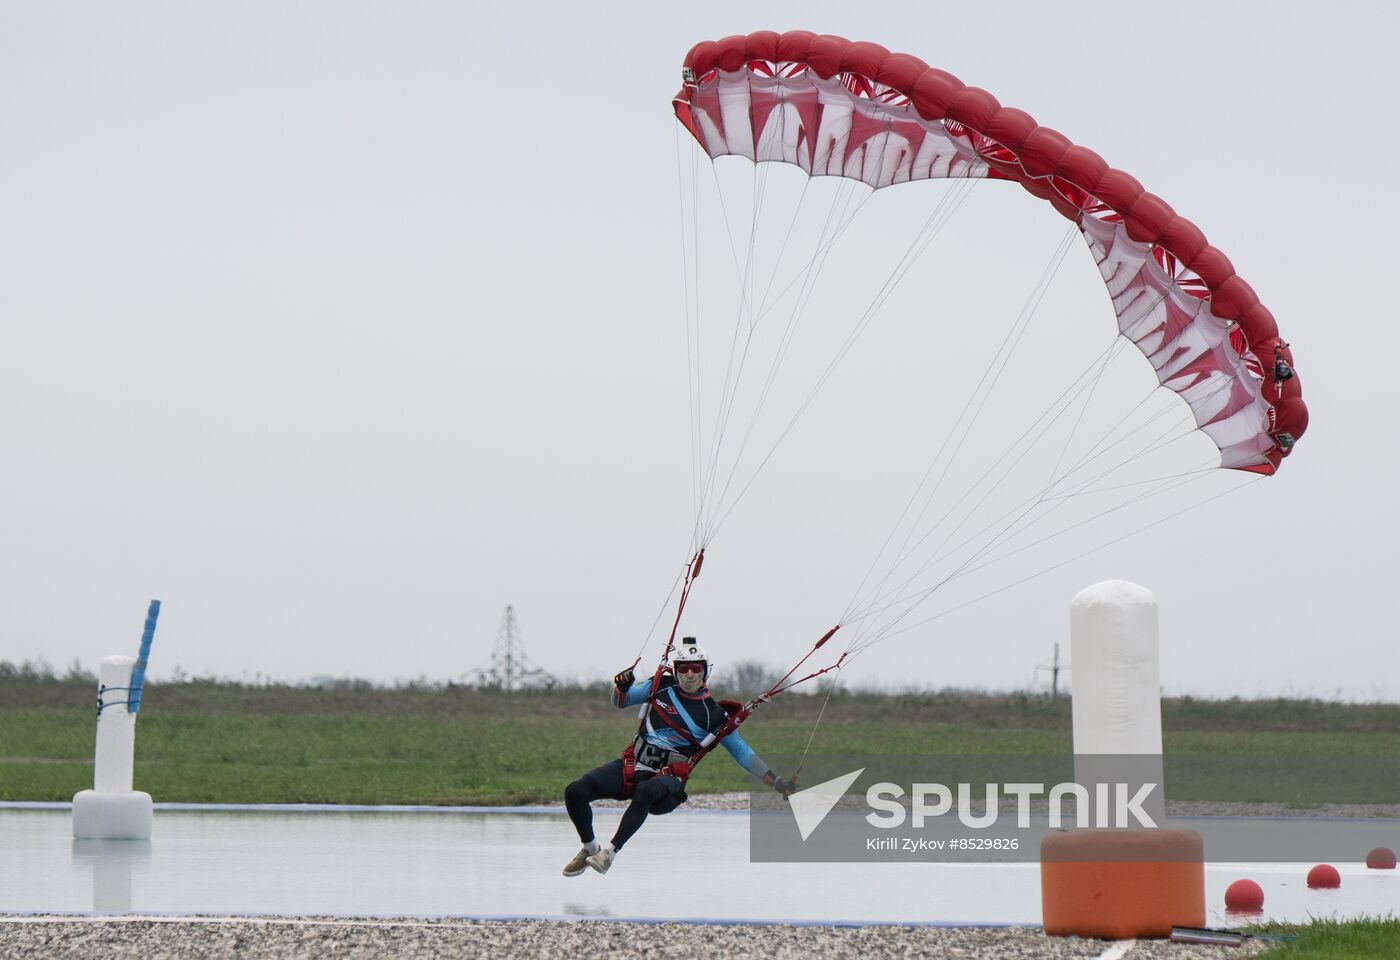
left=1224, top=878, right=1264, bottom=911
left=1307, top=864, right=1341, bottom=889
left=1366, top=847, right=1397, bottom=870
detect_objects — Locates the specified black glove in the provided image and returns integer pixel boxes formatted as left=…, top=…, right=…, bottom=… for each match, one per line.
left=613, top=668, right=635, bottom=689
left=764, top=771, right=797, bottom=798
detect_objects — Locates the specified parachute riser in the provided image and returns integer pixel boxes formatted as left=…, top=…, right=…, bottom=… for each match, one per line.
left=637, top=549, right=705, bottom=720
left=632, top=551, right=842, bottom=783
left=682, top=631, right=846, bottom=778
left=655, top=549, right=704, bottom=674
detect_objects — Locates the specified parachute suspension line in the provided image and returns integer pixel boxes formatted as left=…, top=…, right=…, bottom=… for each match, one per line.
left=839, top=341, right=1133, bottom=635
left=754, top=178, right=863, bottom=379
left=698, top=178, right=865, bottom=541
left=706, top=158, right=761, bottom=326
left=691, top=143, right=823, bottom=545
left=1056, top=376, right=1174, bottom=478
left=699, top=181, right=874, bottom=548
left=744, top=161, right=773, bottom=333
left=694, top=177, right=866, bottom=546
left=931, top=352, right=1183, bottom=587
left=877, top=223, right=1081, bottom=548
left=690, top=119, right=931, bottom=547
left=849, top=472, right=1264, bottom=654
left=712, top=172, right=1024, bottom=735
left=704, top=175, right=985, bottom=542
left=939, top=410, right=1220, bottom=579
left=738, top=113, right=903, bottom=337
left=839, top=352, right=1217, bottom=654
left=857, top=341, right=1133, bottom=631
left=748, top=178, right=873, bottom=329
left=671, top=133, right=709, bottom=555
left=841, top=476, right=1210, bottom=661
left=751, top=89, right=802, bottom=323
left=866, top=340, right=1140, bottom=608
left=840, top=377, right=1240, bottom=657
left=795, top=662, right=845, bottom=777
left=691, top=163, right=761, bottom=547
left=1041, top=461, right=1221, bottom=501
left=630, top=563, right=688, bottom=667
left=841, top=379, right=1217, bottom=643
left=840, top=321, right=1123, bottom=631
left=1047, top=326, right=1120, bottom=486
left=753, top=180, right=811, bottom=321
left=1041, top=361, right=1232, bottom=496
left=642, top=549, right=707, bottom=682
left=694, top=140, right=704, bottom=487
left=849, top=429, right=1216, bottom=640
left=684, top=622, right=846, bottom=781
left=676, top=125, right=703, bottom=544
left=840, top=273, right=1189, bottom=638
left=678, top=98, right=863, bottom=674
left=958, top=459, right=1220, bottom=578
left=1029, top=283, right=1207, bottom=499
left=840, top=224, right=1085, bottom=625
left=962, top=386, right=1225, bottom=563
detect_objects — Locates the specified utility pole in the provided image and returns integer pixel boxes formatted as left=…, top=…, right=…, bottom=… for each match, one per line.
left=1035, top=642, right=1070, bottom=697
left=467, top=605, right=554, bottom=690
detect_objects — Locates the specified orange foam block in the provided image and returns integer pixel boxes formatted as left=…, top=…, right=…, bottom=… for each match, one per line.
left=1041, top=829, right=1205, bottom=940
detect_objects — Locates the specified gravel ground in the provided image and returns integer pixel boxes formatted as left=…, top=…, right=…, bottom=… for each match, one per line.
left=0, top=917, right=1276, bottom=960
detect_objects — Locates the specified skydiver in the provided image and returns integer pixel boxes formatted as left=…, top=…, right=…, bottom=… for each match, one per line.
left=561, top=638, right=796, bottom=876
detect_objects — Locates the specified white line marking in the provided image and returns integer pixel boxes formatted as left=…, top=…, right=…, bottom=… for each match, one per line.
left=1095, top=939, right=1136, bottom=960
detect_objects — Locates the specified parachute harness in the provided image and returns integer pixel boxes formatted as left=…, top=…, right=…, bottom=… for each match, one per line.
left=619, top=548, right=846, bottom=796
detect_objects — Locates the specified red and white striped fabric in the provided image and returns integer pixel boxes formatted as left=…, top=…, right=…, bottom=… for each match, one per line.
left=674, top=31, right=1306, bottom=474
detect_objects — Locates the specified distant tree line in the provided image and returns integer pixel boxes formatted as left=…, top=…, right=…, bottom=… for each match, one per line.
left=0, top=658, right=97, bottom=685
left=3, top=657, right=1395, bottom=706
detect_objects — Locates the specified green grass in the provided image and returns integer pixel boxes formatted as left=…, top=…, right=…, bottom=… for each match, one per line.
left=1, top=679, right=1397, bottom=805
left=1252, top=917, right=1400, bottom=957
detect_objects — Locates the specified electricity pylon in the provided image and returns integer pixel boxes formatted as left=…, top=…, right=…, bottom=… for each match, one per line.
left=467, top=605, right=554, bottom=690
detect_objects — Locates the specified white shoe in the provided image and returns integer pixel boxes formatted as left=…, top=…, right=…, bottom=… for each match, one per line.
left=585, top=843, right=615, bottom=874
left=562, top=847, right=592, bottom=877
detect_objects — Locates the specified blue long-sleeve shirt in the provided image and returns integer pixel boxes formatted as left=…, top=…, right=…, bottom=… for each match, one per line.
left=613, top=675, right=770, bottom=779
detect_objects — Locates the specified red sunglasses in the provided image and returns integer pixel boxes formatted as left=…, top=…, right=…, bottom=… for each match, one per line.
left=674, top=662, right=706, bottom=675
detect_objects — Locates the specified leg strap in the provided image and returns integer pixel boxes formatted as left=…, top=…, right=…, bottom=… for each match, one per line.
left=620, top=742, right=637, bottom=799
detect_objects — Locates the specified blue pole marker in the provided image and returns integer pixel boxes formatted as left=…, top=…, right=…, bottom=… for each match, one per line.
left=127, top=599, right=161, bottom=714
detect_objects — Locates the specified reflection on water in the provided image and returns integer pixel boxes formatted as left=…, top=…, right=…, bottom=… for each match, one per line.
left=0, top=809, right=1394, bottom=925
left=71, top=839, right=151, bottom=914
left=560, top=902, right=612, bottom=917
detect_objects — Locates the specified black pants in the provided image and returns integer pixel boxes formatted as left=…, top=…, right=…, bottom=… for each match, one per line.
left=564, top=759, right=686, bottom=852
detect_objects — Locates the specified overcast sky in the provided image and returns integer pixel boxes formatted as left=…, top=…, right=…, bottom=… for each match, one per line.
left=3, top=2, right=1396, bottom=701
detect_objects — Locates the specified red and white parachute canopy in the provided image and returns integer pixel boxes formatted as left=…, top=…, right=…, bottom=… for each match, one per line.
left=674, top=30, right=1307, bottom=474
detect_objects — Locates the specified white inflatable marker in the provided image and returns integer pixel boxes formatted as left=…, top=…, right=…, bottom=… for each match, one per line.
left=1069, top=580, right=1166, bottom=827
left=1071, top=580, right=1163, bottom=754
left=72, top=600, right=161, bottom=841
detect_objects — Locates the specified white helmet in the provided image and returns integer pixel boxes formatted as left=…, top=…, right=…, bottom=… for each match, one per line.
left=672, top=637, right=710, bottom=692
